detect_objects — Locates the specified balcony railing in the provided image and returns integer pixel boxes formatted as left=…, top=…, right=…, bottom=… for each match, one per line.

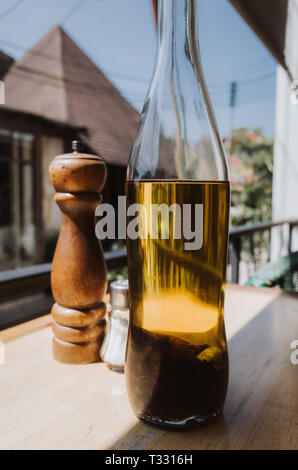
left=229, top=219, right=298, bottom=283
left=0, top=249, right=127, bottom=303
left=1, top=219, right=298, bottom=329
left=0, top=250, right=127, bottom=329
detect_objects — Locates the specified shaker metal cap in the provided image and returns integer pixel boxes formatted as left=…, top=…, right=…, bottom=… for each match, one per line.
left=110, top=279, right=129, bottom=308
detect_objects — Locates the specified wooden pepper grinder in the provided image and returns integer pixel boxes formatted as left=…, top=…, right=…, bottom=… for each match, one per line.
left=49, top=141, right=107, bottom=364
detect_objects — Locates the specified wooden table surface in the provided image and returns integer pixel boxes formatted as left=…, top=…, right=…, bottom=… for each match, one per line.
left=0, top=285, right=297, bottom=450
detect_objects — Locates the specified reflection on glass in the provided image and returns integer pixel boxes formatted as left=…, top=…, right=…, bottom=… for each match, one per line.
left=0, top=131, right=35, bottom=268
left=126, top=0, right=230, bottom=427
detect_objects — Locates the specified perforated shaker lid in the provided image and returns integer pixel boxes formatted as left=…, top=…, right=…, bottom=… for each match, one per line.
left=110, top=279, right=129, bottom=308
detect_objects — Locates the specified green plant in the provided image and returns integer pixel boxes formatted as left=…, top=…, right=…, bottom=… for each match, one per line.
left=227, top=128, right=273, bottom=227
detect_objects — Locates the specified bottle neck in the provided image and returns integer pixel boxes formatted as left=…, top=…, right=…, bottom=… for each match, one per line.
left=158, top=0, right=199, bottom=67
left=127, top=0, right=229, bottom=182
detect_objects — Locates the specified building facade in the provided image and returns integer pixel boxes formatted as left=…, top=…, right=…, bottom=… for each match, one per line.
left=0, top=26, right=139, bottom=269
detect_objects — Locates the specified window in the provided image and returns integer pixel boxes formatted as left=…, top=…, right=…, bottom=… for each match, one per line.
left=0, top=130, right=35, bottom=268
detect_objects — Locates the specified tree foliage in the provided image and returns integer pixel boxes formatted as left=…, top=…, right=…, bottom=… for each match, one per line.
left=228, top=128, right=273, bottom=227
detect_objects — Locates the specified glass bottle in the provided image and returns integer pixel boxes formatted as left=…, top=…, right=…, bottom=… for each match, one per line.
left=125, top=0, right=230, bottom=427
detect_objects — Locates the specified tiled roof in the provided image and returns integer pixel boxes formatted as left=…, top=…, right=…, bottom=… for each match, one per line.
left=0, top=50, right=14, bottom=80
left=4, top=26, right=140, bottom=166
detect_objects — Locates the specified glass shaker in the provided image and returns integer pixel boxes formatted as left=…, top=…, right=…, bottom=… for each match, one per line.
left=100, top=280, right=129, bottom=373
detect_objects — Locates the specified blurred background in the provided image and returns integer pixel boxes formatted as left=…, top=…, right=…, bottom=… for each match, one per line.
left=0, top=0, right=297, bottom=326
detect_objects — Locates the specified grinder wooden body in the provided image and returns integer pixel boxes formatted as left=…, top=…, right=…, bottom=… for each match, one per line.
left=49, top=144, right=107, bottom=364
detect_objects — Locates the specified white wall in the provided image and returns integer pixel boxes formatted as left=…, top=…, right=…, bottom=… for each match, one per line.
left=272, top=0, right=298, bottom=259
left=41, top=136, right=63, bottom=234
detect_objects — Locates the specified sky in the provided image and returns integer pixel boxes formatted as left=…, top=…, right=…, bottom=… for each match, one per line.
left=0, top=0, right=277, bottom=137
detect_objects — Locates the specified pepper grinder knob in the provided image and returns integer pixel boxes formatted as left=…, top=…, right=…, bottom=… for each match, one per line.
left=72, top=140, right=81, bottom=152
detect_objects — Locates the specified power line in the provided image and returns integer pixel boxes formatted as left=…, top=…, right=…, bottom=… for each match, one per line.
left=0, top=0, right=277, bottom=99
left=8, top=65, right=145, bottom=105
left=0, top=25, right=277, bottom=109
left=13, top=62, right=147, bottom=100
left=210, top=56, right=275, bottom=86
left=234, top=57, right=274, bottom=77
left=14, top=62, right=272, bottom=99
left=62, top=0, right=85, bottom=25
left=0, top=0, right=24, bottom=22
left=5, top=58, right=276, bottom=111
left=0, top=31, right=276, bottom=92
left=0, top=32, right=276, bottom=98
left=3, top=63, right=276, bottom=121
left=234, top=94, right=274, bottom=108
left=108, top=70, right=149, bottom=85
left=208, top=70, right=276, bottom=95
left=6, top=69, right=274, bottom=117
left=239, top=72, right=276, bottom=86
left=214, top=91, right=275, bottom=110
left=211, top=79, right=276, bottom=107
left=0, top=36, right=151, bottom=86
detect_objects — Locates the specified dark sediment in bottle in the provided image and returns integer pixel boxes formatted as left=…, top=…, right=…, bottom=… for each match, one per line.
left=126, top=325, right=229, bottom=426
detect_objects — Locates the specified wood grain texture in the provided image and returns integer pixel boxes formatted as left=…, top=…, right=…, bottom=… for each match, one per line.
left=0, top=314, right=52, bottom=343
left=0, top=285, right=297, bottom=450
left=49, top=147, right=108, bottom=364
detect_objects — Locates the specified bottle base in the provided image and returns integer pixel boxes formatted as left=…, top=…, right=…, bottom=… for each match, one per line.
left=139, top=408, right=223, bottom=429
